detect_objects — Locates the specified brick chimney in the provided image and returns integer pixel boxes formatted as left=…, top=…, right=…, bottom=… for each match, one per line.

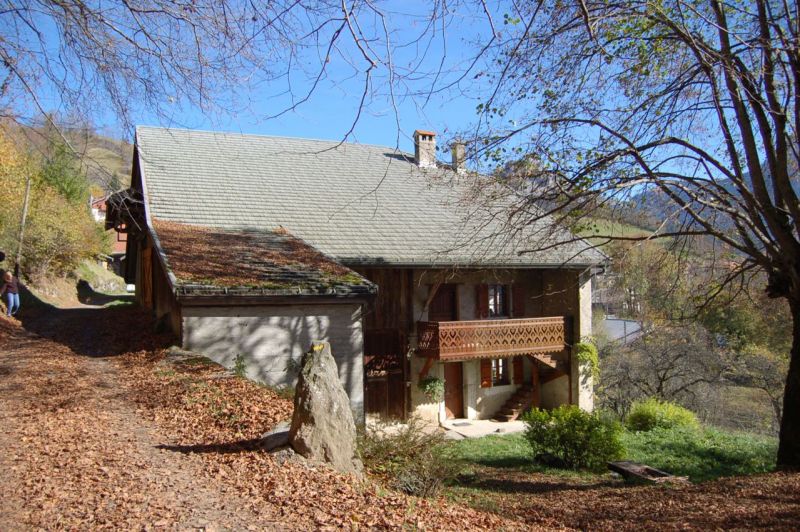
left=451, top=140, right=466, bottom=173
left=413, top=130, right=436, bottom=168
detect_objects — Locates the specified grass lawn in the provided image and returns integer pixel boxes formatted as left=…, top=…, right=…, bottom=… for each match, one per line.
left=444, top=425, right=777, bottom=483
left=440, top=425, right=778, bottom=525
left=622, top=426, right=777, bottom=482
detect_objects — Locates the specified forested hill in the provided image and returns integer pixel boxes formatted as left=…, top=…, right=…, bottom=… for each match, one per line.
left=0, top=119, right=132, bottom=193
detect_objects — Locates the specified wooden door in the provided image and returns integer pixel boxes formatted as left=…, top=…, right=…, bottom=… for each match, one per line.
left=444, top=362, right=464, bottom=419
left=429, top=284, right=458, bottom=322
left=364, top=329, right=408, bottom=420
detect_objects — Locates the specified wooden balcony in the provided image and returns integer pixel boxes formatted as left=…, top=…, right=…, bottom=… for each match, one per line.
left=416, top=316, right=571, bottom=361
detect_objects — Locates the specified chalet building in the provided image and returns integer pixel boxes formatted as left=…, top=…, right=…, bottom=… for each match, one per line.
left=92, top=195, right=128, bottom=275
left=108, top=126, right=604, bottom=424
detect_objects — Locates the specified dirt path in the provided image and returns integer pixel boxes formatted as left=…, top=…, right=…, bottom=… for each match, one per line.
left=0, top=302, right=507, bottom=531
left=0, top=309, right=286, bottom=530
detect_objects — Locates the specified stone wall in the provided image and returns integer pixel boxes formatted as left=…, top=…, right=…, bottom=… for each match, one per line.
left=182, top=303, right=365, bottom=422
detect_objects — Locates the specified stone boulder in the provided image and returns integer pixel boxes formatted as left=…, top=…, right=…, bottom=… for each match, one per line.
left=289, top=342, right=363, bottom=476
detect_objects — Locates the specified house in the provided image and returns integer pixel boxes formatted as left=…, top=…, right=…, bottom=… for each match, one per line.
left=108, top=126, right=604, bottom=423
left=92, top=195, right=128, bottom=275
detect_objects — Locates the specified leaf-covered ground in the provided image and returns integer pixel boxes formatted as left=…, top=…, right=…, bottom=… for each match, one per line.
left=1, top=302, right=799, bottom=530
left=0, top=305, right=506, bottom=530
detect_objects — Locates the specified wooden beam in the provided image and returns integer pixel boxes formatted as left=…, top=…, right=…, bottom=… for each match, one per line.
left=527, top=354, right=558, bottom=369
left=568, top=358, right=573, bottom=405
left=422, top=281, right=442, bottom=318
left=540, top=369, right=567, bottom=384
left=418, top=357, right=434, bottom=380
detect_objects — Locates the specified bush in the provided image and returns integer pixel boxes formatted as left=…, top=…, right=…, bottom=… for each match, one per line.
left=417, top=376, right=445, bottom=402
left=358, top=418, right=460, bottom=497
left=522, top=405, right=624, bottom=471
left=575, top=341, right=600, bottom=380
left=626, top=398, right=699, bottom=432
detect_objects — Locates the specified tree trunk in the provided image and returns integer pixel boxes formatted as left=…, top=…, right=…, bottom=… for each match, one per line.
left=777, top=298, right=800, bottom=469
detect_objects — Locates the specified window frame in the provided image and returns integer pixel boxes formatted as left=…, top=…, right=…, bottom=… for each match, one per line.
left=487, top=284, right=508, bottom=318
left=491, top=357, right=510, bottom=386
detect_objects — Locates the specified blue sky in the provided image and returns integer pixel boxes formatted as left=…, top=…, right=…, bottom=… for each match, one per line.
left=69, top=1, right=504, bottom=155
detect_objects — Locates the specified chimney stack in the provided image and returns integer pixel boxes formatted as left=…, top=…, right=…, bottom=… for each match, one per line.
left=413, top=130, right=436, bottom=168
left=451, top=141, right=466, bottom=173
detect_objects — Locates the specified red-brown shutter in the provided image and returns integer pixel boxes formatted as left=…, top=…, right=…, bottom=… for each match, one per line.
left=480, top=359, right=492, bottom=388
left=513, top=356, right=523, bottom=385
left=476, top=284, right=489, bottom=319
left=512, top=284, right=526, bottom=318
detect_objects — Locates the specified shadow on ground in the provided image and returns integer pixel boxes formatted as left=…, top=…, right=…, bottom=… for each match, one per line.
left=156, top=438, right=272, bottom=455
left=17, top=283, right=173, bottom=358
left=76, top=279, right=134, bottom=306
left=456, top=474, right=619, bottom=495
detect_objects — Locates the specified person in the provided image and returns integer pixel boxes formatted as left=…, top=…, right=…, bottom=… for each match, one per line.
left=1, top=271, right=20, bottom=316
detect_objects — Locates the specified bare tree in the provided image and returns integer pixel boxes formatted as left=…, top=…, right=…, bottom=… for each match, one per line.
left=599, top=324, right=729, bottom=416
left=5, top=1, right=800, bottom=468
left=443, top=1, right=800, bottom=470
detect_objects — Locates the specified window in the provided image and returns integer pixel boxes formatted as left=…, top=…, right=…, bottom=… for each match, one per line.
left=491, top=358, right=510, bottom=386
left=481, top=357, right=513, bottom=388
left=488, top=284, right=507, bottom=317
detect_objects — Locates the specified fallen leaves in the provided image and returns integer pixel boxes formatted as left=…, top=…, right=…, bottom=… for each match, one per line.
left=2, top=308, right=800, bottom=531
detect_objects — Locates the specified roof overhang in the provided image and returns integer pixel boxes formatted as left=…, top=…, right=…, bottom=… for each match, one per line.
left=177, top=292, right=375, bottom=307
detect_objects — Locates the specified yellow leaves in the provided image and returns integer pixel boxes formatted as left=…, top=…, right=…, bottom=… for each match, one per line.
left=0, top=129, right=108, bottom=277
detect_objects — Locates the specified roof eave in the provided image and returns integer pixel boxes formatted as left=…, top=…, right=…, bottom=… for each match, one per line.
left=177, top=291, right=376, bottom=307
left=340, top=259, right=605, bottom=269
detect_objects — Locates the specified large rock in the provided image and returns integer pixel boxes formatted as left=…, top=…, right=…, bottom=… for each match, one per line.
left=289, top=342, right=363, bottom=476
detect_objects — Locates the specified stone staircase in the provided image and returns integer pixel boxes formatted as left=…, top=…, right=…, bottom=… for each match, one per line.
left=493, top=384, right=535, bottom=422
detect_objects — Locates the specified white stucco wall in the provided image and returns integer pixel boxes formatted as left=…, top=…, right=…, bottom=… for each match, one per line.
left=541, top=375, right=570, bottom=409
left=181, top=303, right=365, bottom=422
left=573, top=272, right=594, bottom=411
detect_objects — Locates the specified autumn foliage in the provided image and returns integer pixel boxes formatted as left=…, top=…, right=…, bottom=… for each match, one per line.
left=0, top=131, right=108, bottom=278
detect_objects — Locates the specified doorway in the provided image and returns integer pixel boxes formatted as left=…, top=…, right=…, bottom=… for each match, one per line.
left=444, top=361, right=464, bottom=419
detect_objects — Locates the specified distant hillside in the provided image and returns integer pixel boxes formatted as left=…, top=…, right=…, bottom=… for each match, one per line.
left=0, top=119, right=132, bottom=193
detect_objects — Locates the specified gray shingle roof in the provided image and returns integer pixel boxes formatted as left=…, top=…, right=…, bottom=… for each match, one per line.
left=136, top=126, right=605, bottom=268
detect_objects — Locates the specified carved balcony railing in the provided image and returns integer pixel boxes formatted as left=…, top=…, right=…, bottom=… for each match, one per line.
left=416, top=317, right=570, bottom=361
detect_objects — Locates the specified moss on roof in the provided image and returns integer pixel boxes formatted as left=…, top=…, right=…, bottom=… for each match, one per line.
left=152, top=220, right=374, bottom=297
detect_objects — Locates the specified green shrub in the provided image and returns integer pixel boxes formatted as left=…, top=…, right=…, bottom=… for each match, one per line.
left=417, top=376, right=445, bottom=402
left=522, top=405, right=624, bottom=471
left=233, top=353, right=247, bottom=378
left=358, top=418, right=459, bottom=497
left=626, top=398, right=699, bottom=432
left=575, top=341, right=600, bottom=380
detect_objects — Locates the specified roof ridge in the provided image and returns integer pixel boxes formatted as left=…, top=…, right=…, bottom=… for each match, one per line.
left=135, top=125, right=413, bottom=154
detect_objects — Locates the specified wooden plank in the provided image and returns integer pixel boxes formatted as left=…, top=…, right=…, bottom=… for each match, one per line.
left=513, top=356, right=523, bottom=385
left=532, top=362, right=541, bottom=408
left=512, top=284, right=526, bottom=318
left=141, top=245, right=152, bottom=309
left=480, top=359, right=492, bottom=388
left=608, top=461, right=689, bottom=485
left=475, top=284, right=489, bottom=319
left=418, top=356, right=434, bottom=380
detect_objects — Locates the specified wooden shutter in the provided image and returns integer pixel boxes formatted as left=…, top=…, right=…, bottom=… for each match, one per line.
left=476, top=284, right=489, bottom=319
left=480, top=359, right=492, bottom=388
left=512, top=284, right=526, bottom=318
left=513, top=356, right=523, bottom=385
